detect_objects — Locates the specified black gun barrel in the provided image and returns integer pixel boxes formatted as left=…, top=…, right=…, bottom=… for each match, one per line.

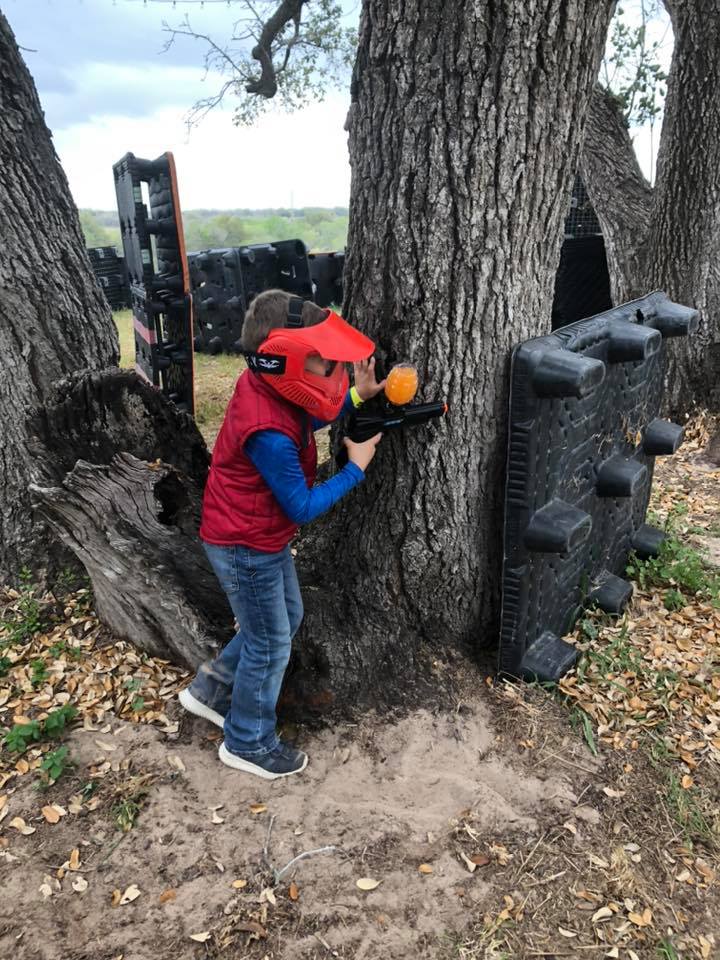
left=336, top=400, right=447, bottom=466
left=348, top=401, right=447, bottom=443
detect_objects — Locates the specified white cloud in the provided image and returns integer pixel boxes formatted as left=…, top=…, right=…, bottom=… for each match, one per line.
left=53, top=93, right=352, bottom=209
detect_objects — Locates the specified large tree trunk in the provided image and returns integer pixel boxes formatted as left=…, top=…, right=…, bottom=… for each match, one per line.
left=647, top=0, right=720, bottom=415
left=579, top=88, right=653, bottom=302
left=0, top=11, right=119, bottom=582
left=581, top=1, right=720, bottom=417
left=290, top=0, right=616, bottom=712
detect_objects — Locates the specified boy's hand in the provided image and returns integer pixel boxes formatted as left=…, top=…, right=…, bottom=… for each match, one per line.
left=343, top=432, right=383, bottom=472
left=353, top=357, right=387, bottom=401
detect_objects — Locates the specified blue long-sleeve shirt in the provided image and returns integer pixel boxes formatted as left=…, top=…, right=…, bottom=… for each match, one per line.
left=244, top=391, right=363, bottom=525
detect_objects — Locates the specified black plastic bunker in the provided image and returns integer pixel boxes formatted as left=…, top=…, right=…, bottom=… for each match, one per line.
left=499, top=291, right=697, bottom=682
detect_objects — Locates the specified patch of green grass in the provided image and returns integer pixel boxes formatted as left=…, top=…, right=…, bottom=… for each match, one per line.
left=114, top=309, right=135, bottom=368
left=664, top=772, right=720, bottom=850
left=627, top=504, right=720, bottom=605
left=1, top=568, right=43, bottom=646
left=569, top=707, right=598, bottom=756
left=656, top=939, right=680, bottom=960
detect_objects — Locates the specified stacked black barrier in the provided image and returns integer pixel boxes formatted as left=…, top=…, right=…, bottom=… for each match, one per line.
left=113, top=152, right=194, bottom=415
left=551, top=175, right=613, bottom=329
left=500, top=292, right=698, bottom=682
left=308, top=250, right=345, bottom=308
left=189, top=239, right=315, bottom=354
left=87, top=246, right=130, bottom=310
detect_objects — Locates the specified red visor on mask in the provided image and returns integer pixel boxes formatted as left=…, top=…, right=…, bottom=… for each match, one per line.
left=246, top=310, right=375, bottom=421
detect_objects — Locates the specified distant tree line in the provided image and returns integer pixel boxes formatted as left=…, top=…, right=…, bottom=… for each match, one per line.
left=80, top=207, right=349, bottom=254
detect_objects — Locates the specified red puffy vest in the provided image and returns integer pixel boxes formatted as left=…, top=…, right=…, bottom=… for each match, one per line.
left=199, top=371, right=317, bottom=551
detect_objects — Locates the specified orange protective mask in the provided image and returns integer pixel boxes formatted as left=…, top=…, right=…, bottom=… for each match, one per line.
left=245, top=304, right=375, bottom=421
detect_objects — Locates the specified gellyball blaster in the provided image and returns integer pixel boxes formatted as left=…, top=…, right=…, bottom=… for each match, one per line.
left=335, top=363, right=448, bottom=467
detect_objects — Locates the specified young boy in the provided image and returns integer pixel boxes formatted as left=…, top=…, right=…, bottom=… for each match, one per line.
left=179, top=290, right=384, bottom=779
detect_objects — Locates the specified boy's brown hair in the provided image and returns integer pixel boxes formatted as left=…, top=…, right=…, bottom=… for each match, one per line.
left=241, top=289, right=327, bottom=352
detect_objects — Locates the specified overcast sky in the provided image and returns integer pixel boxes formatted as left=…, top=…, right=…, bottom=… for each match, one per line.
left=5, top=0, right=671, bottom=212
left=5, top=0, right=355, bottom=210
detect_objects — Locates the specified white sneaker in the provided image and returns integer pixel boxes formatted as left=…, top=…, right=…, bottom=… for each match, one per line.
left=178, top=687, right=225, bottom=729
left=218, top=741, right=308, bottom=780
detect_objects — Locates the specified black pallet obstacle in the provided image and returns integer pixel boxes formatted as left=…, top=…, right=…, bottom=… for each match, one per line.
left=500, top=291, right=698, bottom=682
left=87, top=246, right=130, bottom=310
left=188, top=247, right=248, bottom=355
left=551, top=175, right=612, bottom=330
left=189, top=239, right=314, bottom=354
left=308, top=250, right=345, bottom=308
left=113, top=152, right=194, bottom=414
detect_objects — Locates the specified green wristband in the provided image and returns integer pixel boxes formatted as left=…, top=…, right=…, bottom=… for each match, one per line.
left=350, top=385, right=364, bottom=408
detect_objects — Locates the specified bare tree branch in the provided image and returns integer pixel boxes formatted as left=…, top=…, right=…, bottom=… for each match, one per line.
left=245, top=0, right=305, bottom=97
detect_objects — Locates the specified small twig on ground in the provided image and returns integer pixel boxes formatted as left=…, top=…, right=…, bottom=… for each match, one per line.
left=274, top=845, right=339, bottom=884
left=262, top=813, right=276, bottom=872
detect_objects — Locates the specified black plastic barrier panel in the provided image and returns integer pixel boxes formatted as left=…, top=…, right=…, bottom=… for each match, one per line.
left=87, top=246, right=130, bottom=310
left=189, top=240, right=314, bottom=354
left=113, top=152, right=194, bottom=414
left=500, top=292, right=698, bottom=682
left=309, top=250, right=345, bottom=308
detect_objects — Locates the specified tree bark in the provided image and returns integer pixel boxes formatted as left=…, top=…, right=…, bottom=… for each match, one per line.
left=31, top=453, right=224, bottom=669
left=579, top=87, right=653, bottom=302
left=581, top=1, right=720, bottom=416
left=290, top=0, right=616, bottom=712
left=647, top=0, right=720, bottom=415
left=25, top=369, right=219, bottom=667
left=0, top=11, right=119, bottom=582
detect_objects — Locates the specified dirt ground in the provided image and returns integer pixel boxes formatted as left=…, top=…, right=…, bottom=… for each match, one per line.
left=1, top=421, right=719, bottom=960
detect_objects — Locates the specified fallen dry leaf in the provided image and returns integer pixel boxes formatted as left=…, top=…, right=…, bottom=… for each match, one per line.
left=9, top=816, right=35, bottom=835
left=94, top=740, right=117, bottom=752
left=41, top=804, right=65, bottom=824
left=459, top=850, right=477, bottom=873
left=69, top=848, right=81, bottom=871
left=681, top=774, right=694, bottom=789
left=167, top=755, right=186, bottom=773
left=111, top=889, right=122, bottom=907
left=558, top=927, right=578, bottom=938
left=289, top=880, right=299, bottom=901
left=356, top=877, right=381, bottom=891
left=234, top=921, right=267, bottom=938
left=470, top=853, right=491, bottom=866
left=249, top=803, right=267, bottom=815
left=231, top=879, right=248, bottom=889
left=211, top=811, right=224, bottom=824
left=119, top=884, right=141, bottom=905
left=159, top=889, right=176, bottom=904
left=189, top=932, right=211, bottom=943
left=628, top=906, right=653, bottom=927
left=592, top=906, right=614, bottom=923
left=602, top=787, right=625, bottom=799
left=72, top=876, right=89, bottom=893
left=418, top=863, right=433, bottom=874
left=698, top=935, right=713, bottom=959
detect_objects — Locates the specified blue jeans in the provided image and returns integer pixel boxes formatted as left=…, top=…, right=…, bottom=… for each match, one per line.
left=191, top=542, right=303, bottom=756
